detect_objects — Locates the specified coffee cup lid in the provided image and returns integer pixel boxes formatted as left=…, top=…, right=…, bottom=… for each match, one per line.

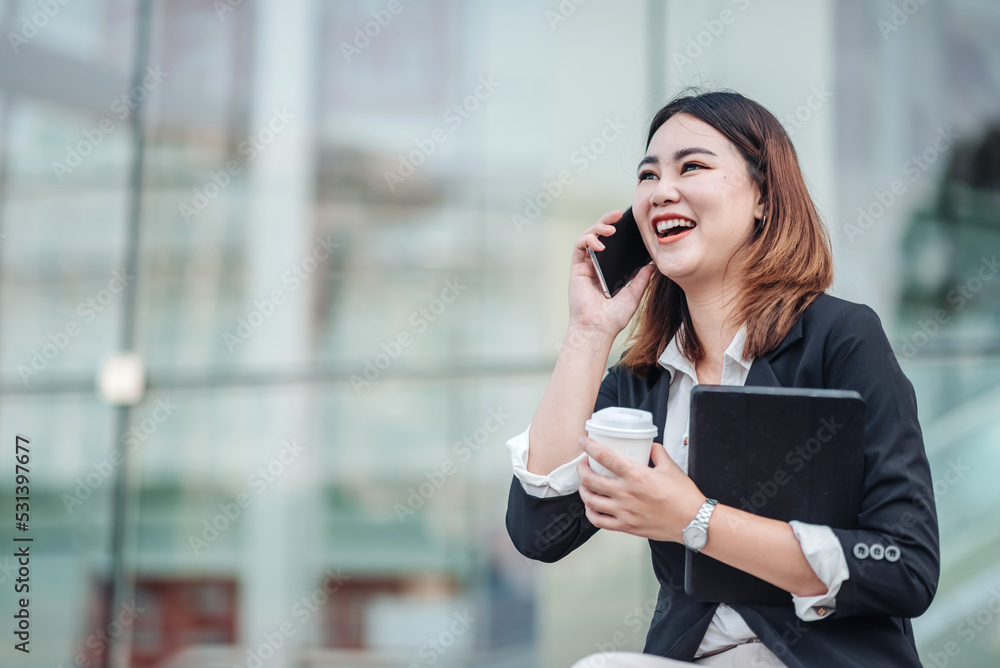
left=585, top=407, right=657, bottom=439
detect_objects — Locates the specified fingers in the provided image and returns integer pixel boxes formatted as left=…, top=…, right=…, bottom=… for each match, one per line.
left=618, top=263, right=656, bottom=300
left=598, top=209, right=625, bottom=226
left=580, top=436, right=633, bottom=479
left=578, top=479, right=617, bottom=519
left=570, top=232, right=606, bottom=269
left=588, top=232, right=605, bottom=251
left=649, top=441, right=670, bottom=466
left=577, top=456, right=616, bottom=497
left=592, top=209, right=624, bottom=237
left=573, top=210, right=625, bottom=255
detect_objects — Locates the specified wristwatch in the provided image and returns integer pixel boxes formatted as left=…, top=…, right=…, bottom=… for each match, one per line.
left=682, top=498, right=719, bottom=553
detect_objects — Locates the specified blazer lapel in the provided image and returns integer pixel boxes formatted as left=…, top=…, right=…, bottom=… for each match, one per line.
left=641, top=368, right=672, bottom=443
left=746, top=356, right=782, bottom=388
left=746, top=311, right=805, bottom=388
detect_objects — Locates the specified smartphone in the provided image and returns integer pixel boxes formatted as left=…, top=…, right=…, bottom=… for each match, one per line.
left=588, top=207, right=652, bottom=298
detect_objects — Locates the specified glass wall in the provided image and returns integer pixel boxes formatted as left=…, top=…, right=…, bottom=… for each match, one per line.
left=0, top=1, right=998, bottom=667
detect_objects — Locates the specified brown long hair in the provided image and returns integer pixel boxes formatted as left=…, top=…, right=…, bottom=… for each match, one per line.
left=620, top=90, right=834, bottom=375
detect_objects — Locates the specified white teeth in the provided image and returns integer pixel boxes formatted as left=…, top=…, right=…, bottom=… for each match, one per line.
left=656, top=218, right=696, bottom=233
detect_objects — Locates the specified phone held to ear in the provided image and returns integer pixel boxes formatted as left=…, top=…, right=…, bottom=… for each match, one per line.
left=588, top=207, right=652, bottom=298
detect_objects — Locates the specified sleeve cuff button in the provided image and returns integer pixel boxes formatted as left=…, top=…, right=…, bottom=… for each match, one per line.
left=853, top=542, right=869, bottom=559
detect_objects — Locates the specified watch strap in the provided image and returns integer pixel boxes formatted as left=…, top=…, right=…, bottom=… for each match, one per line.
left=694, top=498, right=719, bottom=528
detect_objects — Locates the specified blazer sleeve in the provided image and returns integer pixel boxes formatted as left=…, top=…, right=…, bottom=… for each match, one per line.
left=504, top=363, right=623, bottom=563
left=822, top=303, right=941, bottom=619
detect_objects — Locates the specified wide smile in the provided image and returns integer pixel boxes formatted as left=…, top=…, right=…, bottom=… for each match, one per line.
left=652, top=216, right=697, bottom=245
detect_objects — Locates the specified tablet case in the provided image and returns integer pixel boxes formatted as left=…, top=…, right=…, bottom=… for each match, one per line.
left=684, top=385, right=866, bottom=606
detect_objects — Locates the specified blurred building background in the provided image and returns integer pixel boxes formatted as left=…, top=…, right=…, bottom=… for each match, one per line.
left=0, top=1, right=998, bottom=667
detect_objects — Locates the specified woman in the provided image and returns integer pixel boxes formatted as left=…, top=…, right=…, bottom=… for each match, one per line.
left=504, top=91, right=939, bottom=667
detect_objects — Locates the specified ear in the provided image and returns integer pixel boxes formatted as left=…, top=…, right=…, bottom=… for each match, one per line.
left=753, top=194, right=765, bottom=222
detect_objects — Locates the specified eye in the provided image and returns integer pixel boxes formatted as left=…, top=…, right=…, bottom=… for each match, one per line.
left=638, top=170, right=657, bottom=181
left=681, top=162, right=705, bottom=173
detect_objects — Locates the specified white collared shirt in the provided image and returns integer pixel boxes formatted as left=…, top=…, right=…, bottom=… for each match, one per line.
left=506, top=323, right=850, bottom=657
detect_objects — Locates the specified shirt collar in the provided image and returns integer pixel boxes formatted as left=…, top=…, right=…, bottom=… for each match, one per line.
left=657, top=321, right=752, bottom=379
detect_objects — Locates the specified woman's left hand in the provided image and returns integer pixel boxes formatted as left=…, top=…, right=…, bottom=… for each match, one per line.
left=577, top=436, right=705, bottom=543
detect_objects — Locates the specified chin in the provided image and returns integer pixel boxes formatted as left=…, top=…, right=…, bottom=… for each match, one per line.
left=651, top=252, right=697, bottom=281
left=653, top=263, right=692, bottom=285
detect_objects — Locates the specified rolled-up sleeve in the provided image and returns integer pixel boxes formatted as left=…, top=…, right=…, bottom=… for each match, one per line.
left=506, top=425, right=587, bottom=498
left=505, top=364, right=627, bottom=562
left=788, top=520, right=850, bottom=621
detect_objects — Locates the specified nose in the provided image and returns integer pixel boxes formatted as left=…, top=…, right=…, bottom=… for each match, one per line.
left=649, top=173, right=681, bottom=208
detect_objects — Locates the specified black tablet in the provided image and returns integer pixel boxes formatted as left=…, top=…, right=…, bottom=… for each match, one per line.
left=684, top=385, right=867, bottom=606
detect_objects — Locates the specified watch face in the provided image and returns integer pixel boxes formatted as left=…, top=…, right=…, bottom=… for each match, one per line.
left=683, top=525, right=707, bottom=551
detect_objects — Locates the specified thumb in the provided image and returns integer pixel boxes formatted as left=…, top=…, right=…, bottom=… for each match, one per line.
left=621, top=263, right=656, bottom=301
left=650, top=442, right=672, bottom=467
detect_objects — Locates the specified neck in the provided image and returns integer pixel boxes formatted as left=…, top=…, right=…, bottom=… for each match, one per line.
left=680, top=275, right=742, bottom=365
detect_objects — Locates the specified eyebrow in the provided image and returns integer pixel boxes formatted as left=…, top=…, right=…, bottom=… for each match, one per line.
left=636, top=147, right=719, bottom=174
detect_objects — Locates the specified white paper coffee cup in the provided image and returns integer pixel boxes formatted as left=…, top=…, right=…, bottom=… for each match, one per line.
left=584, top=407, right=658, bottom=477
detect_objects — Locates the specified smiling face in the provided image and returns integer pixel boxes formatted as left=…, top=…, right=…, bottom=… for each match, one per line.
left=633, top=113, right=764, bottom=291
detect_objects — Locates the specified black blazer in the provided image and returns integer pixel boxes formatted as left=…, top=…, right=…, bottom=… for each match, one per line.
left=505, top=293, right=940, bottom=667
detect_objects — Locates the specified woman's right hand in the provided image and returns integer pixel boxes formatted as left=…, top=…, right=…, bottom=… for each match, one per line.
left=568, top=210, right=657, bottom=340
